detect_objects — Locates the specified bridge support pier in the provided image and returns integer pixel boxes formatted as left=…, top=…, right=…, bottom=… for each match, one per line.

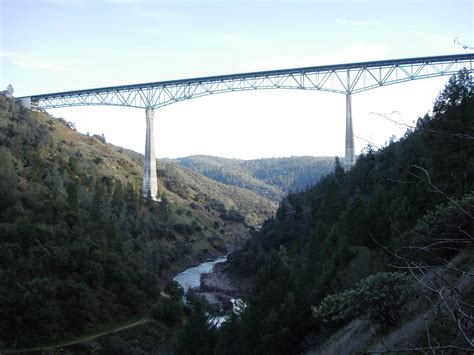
left=344, top=93, right=355, bottom=171
left=142, top=108, right=159, bottom=200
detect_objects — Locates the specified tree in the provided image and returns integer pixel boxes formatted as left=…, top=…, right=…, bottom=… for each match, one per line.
left=312, top=289, right=358, bottom=324
left=380, top=193, right=474, bottom=349
left=152, top=297, right=183, bottom=327
left=313, top=272, right=413, bottom=327
left=356, top=272, right=413, bottom=326
left=0, top=147, right=18, bottom=213
left=433, top=68, right=473, bottom=116
left=176, top=299, right=216, bottom=355
left=164, top=280, right=184, bottom=301
left=366, top=70, right=474, bottom=352
left=215, top=312, right=242, bottom=355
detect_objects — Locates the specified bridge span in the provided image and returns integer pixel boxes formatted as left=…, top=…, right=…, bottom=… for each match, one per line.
left=19, top=53, right=474, bottom=200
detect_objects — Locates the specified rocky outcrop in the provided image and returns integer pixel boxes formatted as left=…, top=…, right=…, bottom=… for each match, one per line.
left=200, top=262, right=254, bottom=297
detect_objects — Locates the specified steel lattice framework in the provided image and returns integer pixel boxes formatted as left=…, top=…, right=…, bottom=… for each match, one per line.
left=23, top=54, right=474, bottom=110
left=18, top=53, right=474, bottom=196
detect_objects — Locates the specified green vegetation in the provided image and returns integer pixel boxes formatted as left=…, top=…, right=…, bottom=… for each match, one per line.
left=1, top=69, right=472, bottom=353
left=157, top=159, right=277, bottom=226
left=173, top=155, right=334, bottom=203
left=152, top=297, right=184, bottom=327
left=313, top=272, right=413, bottom=326
left=176, top=298, right=217, bottom=355
left=2, top=316, right=151, bottom=353
left=0, top=96, right=266, bottom=349
left=188, top=69, right=474, bottom=353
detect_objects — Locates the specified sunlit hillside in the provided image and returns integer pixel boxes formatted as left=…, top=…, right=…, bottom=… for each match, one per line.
left=0, top=96, right=274, bottom=349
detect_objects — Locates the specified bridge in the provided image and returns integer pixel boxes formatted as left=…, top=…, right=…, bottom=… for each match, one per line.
left=19, top=53, right=474, bottom=200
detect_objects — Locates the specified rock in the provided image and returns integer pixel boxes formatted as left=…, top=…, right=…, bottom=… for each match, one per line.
left=200, top=262, right=254, bottom=297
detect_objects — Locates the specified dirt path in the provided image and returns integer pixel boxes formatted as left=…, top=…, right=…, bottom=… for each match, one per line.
left=2, top=316, right=151, bottom=353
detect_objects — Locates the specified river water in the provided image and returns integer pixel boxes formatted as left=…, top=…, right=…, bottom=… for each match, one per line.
left=173, top=255, right=236, bottom=327
left=173, top=255, right=228, bottom=293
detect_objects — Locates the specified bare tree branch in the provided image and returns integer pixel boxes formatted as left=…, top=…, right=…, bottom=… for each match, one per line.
left=370, top=111, right=474, bottom=140
left=359, top=345, right=474, bottom=353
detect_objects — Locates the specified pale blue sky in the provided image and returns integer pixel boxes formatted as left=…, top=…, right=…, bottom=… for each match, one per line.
left=1, top=0, right=473, bottom=158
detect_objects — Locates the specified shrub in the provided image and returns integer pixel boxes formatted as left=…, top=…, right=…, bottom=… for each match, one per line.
left=164, top=280, right=184, bottom=301
left=313, top=272, right=413, bottom=327
left=152, top=297, right=183, bottom=327
left=312, top=289, right=358, bottom=323
left=357, top=272, right=413, bottom=326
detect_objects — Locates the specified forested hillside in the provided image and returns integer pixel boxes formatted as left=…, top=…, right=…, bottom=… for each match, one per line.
left=179, top=70, right=474, bottom=354
left=0, top=96, right=273, bottom=350
left=174, top=155, right=334, bottom=203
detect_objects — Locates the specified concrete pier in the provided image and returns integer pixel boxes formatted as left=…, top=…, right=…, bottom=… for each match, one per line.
left=142, top=108, right=159, bottom=200
left=19, top=97, right=31, bottom=109
left=345, top=93, right=355, bottom=171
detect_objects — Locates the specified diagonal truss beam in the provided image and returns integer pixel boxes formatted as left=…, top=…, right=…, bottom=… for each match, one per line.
left=21, top=54, right=474, bottom=110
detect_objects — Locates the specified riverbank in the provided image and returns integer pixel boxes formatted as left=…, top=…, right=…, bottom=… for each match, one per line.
left=172, top=253, right=254, bottom=320
left=197, top=261, right=254, bottom=318
left=173, top=255, right=228, bottom=293
left=200, top=261, right=254, bottom=297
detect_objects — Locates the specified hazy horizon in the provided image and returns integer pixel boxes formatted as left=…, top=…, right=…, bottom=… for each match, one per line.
left=2, top=0, right=472, bottom=159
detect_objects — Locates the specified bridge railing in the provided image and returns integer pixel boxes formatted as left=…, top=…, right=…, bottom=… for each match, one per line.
left=24, top=54, right=474, bottom=110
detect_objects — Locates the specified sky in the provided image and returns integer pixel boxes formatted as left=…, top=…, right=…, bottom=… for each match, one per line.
left=1, top=0, right=473, bottom=159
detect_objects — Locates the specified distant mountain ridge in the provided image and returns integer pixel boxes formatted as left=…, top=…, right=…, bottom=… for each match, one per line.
left=172, top=155, right=335, bottom=203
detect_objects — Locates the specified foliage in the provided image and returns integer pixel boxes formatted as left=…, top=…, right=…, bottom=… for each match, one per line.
left=215, top=312, right=242, bottom=355
left=161, top=159, right=277, bottom=226
left=152, top=297, right=183, bottom=327
left=433, top=68, right=473, bottom=116
left=356, top=272, right=413, bottom=326
left=1, top=68, right=473, bottom=352
left=312, top=289, right=359, bottom=323
left=0, top=96, right=254, bottom=349
left=164, top=280, right=185, bottom=301
left=174, top=155, right=335, bottom=203
left=175, top=298, right=217, bottom=355
left=216, top=70, right=474, bottom=353
left=313, top=272, right=413, bottom=326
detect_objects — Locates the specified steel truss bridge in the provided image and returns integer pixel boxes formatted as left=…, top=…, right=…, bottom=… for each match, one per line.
left=19, top=53, right=474, bottom=199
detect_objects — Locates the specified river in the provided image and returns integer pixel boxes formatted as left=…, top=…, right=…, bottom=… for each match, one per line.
left=173, top=255, right=240, bottom=326
left=173, top=255, right=228, bottom=293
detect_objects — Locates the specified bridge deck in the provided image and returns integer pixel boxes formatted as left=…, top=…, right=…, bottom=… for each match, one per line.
left=21, top=53, right=474, bottom=109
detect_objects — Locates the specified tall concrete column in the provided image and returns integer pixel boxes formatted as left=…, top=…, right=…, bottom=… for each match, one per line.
left=142, top=108, right=158, bottom=200
left=345, top=93, right=355, bottom=171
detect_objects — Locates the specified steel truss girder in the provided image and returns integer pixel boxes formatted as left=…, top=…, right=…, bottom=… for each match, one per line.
left=24, top=54, right=474, bottom=110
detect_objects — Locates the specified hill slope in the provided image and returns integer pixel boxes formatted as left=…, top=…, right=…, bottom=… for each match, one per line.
left=0, top=96, right=274, bottom=349
left=173, top=155, right=334, bottom=203
left=178, top=69, right=474, bottom=354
